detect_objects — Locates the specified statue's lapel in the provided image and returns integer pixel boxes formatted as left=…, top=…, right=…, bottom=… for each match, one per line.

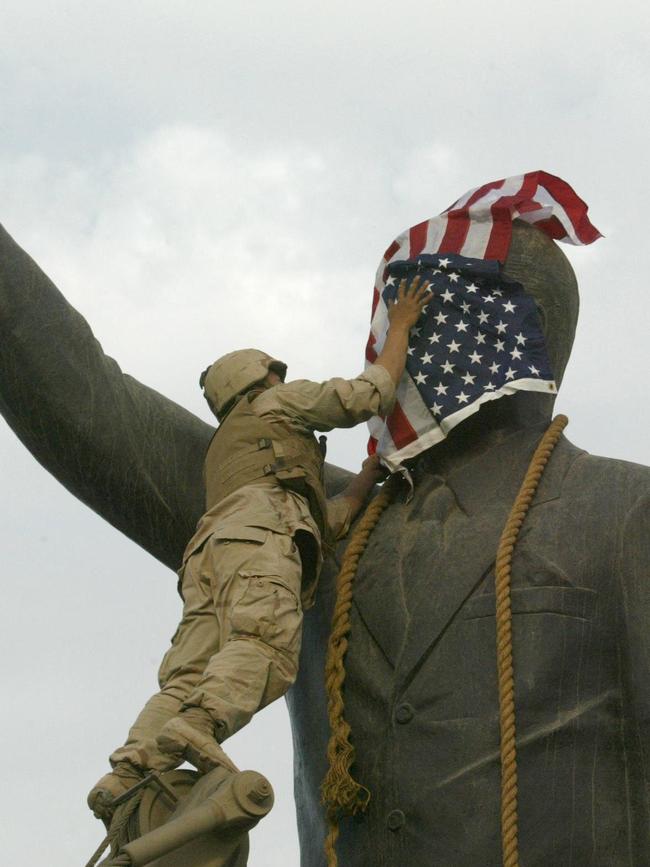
left=395, top=499, right=513, bottom=681
left=348, top=501, right=410, bottom=668
left=392, top=431, right=582, bottom=683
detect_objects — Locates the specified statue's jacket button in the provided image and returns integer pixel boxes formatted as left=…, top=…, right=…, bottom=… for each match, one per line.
left=395, top=703, right=414, bottom=724
left=386, top=809, right=405, bottom=831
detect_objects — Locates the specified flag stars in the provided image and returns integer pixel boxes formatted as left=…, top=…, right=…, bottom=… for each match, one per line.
left=381, top=256, right=552, bottom=424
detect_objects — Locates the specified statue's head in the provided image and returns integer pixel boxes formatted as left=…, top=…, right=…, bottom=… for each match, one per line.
left=200, top=349, right=287, bottom=420
left=503, top=220, right=579, bottom=390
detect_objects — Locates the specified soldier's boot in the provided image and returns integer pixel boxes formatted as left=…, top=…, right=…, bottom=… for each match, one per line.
left=87, top=761, right=144, bottom=826
left=156, top=708, right=239, bottom=776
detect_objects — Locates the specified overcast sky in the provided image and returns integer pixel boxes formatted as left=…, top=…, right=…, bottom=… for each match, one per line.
left=1, top=2, right=649, bottom=865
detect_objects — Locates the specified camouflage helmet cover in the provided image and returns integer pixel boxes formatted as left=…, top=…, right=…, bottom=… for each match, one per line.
left=201, top=348, right=287, bottom=417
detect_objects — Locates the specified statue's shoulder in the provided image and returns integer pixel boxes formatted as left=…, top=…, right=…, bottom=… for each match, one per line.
left=324, top=462, right=354, bottom=497
left=561, top=435, right=650, bottom=506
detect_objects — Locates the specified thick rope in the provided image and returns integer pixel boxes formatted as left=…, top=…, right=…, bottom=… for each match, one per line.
left=84, top=835, right=111, bottom=867
left=103, top=788, right=144, bottom=863
left=86, top=787, right=143, bottom=867
left=494, top=414, right=568, bottom=867
left=321, top=475, right=400, bottom=867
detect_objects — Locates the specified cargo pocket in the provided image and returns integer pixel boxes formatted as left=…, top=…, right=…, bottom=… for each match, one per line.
left=207, top=526, right=273, bottom=601
left=230, top=574, right=303, bottom=658
left=212, top=526, right=268, bottom=545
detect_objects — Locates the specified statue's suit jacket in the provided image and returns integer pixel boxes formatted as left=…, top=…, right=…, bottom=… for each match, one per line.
left=288, top=426, right=650, bottom=866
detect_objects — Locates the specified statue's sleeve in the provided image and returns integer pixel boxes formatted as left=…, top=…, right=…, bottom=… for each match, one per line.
left=0, top=223, right=213, bottom=571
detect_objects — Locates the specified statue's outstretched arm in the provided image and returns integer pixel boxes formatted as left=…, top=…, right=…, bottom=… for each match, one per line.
left=0, top=224, right=353, bottom=573
left=0, top=223, right=213, bottom=570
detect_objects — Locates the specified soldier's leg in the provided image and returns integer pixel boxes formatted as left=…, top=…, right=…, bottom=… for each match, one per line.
left=88, top=545, right=220, bottom=819
left=157, top=531, right=303, bottom=766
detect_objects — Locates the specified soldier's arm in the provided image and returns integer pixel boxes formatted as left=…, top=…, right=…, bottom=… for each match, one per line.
left=254, top=277, right=431, bottom=432
left=326, top=455, right=386, bottom=539
left=0, top=223, right=211, bottom=570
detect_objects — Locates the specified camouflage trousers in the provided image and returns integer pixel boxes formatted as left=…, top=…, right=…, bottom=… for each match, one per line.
left=110, top=528, right=303, bottom=771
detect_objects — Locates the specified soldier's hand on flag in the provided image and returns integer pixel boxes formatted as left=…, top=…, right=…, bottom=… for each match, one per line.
left=387, top=276, right=432, bottom=331
left=375, top=276, right=433, bottom=388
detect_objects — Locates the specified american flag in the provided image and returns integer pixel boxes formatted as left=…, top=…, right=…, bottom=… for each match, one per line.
left=366, top=171, right=602, bottom=468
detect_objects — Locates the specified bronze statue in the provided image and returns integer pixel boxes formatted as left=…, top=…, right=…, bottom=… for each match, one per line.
left=2, top=198, right=648, bottom=865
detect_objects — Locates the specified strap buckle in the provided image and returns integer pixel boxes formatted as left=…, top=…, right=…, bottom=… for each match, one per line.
left=263, top=457, right=288, bottom=475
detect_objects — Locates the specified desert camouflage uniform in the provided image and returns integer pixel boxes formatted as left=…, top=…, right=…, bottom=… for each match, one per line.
left=110, top=363, right=394, bottom=769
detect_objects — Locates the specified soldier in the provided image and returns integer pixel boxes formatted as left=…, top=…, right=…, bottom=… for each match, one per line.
left=86, top=276, right=432, bottom=822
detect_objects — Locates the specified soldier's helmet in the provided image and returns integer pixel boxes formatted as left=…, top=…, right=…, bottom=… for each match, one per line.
left=200, top=348, right=287, bottom=419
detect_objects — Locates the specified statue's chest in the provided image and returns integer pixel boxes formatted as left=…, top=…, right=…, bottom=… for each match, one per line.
left=358, top=481, right=469, bottom=606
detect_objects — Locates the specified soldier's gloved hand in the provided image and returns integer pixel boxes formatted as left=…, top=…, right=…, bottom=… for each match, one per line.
left=361, top=453, right=389, bottom=483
